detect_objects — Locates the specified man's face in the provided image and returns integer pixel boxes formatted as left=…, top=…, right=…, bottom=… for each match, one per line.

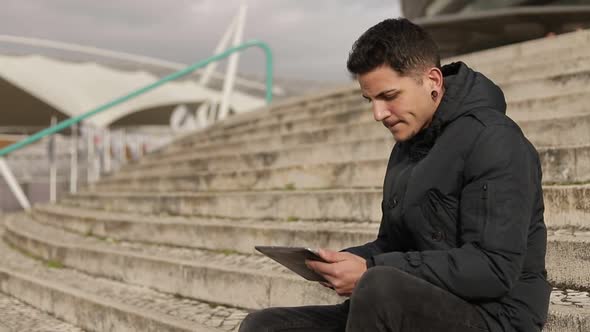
left=358, top=65, right=437, bottom=142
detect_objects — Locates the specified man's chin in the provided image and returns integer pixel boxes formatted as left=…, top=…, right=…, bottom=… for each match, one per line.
left=391, top=132, right=408, bottom=142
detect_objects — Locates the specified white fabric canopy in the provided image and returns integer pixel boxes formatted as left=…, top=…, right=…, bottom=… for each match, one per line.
left=0, top=54, right=266, bottom=128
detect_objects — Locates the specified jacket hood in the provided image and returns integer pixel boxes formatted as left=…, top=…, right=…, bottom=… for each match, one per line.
left=437, top=61, right=507, bottom=126
left=403, top=62, right=506, bottom=161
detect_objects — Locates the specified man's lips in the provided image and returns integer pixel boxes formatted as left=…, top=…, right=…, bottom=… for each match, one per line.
left=384, top=121, right=401, bottom=129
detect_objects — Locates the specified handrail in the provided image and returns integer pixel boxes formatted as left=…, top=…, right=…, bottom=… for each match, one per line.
left=0, top=39, right=273, bottom=157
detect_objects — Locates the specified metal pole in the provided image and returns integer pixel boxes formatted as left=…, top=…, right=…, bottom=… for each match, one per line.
left=49, top=117, right=57, bottom=203
left=0, top=157, right=31, bottom=210
left=86, top=126, right=94, bottom=184
left=120, top=129, right=127, bottom=166
left=70, top=124, right=78, bottom=194
left=218, top=2, right=247, bottom=120
left=198, top=16, right=238, bottom=86
left=104, top=128, right=111, bottom=173
left=94, top=131, right=101, bottom=182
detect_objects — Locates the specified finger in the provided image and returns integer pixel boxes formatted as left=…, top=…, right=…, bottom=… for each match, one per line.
left=319, top=281, right=334, bottom=289
left=317, top=248, right=339, bottom=263
left=318, top=249, right=349, bottom=263
left=306, top=260, right=338, bottom=277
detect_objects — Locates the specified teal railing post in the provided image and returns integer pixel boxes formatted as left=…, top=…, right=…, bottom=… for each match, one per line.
left=0, top=39, right=273, bottom=158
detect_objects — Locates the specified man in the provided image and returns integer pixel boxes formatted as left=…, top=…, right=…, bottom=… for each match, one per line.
left=239, top=18, right=550, bottom=332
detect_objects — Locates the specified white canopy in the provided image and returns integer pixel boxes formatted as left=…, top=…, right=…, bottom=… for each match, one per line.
left=0, top=54, right=266, bottom=128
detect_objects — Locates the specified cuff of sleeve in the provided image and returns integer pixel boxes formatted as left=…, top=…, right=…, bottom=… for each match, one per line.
left=366, top=256, right=376, bottom=268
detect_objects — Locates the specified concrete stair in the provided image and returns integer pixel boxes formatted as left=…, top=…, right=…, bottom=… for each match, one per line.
left=142, top=91, right=590, bottom=161
left=0, top=222, right=247, bottom=332
left=2, top=211, right=590, bottom=331
left=93, top=144, right=589, bottom=192
left=54, top=185, right=588, bottom=228
left=1, top=29, right=590, bottom=331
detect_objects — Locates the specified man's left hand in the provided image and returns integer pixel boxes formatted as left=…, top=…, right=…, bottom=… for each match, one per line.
left=305, top=249, right=367, bottom=297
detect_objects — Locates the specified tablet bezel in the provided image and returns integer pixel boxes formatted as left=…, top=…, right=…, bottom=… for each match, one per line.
left=255, top=246, right=329, bottom=282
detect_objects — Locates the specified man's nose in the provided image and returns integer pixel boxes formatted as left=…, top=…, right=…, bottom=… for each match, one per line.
left=372, top=101, right=389, bottom=122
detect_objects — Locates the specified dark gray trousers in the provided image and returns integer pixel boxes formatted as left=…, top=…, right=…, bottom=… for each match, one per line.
left=238, top=266, right=490, bottom=332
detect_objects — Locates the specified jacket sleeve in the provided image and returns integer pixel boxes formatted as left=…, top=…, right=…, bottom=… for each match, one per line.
left=340, top=200, right=402, bottom=259
left=367, top=124, right=538, bottom=300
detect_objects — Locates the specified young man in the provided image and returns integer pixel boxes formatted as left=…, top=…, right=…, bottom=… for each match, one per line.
left=239, top=18, right=550, bottom=332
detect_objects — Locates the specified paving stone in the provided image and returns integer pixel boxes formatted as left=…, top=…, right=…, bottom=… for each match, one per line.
left=0, top=290, right=86, bottom=332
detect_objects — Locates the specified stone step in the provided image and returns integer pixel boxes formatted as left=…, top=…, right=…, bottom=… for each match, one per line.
left=546, top=232, right=590, bottom=293
left=0, top=291, right=85, bottom=332
left=466, top=44, right=590, bottom=77
left=30, top=203, right=590, bottom=295
left=544, top=184, right=590, bottom=230
left=538, top=145, right=590, bottom=184
left=61, top=189, right=383, bottom=222
left=159, top=105, right=373, bottom=158
left=445, top=29, right=590, bottom=68
left=0, top=220, right=249, bottom=332
left=115, top=157, right=377, bottom=191
left=101, top=143, right=590, bottom=192
left=151, top=108, right=590, bottom=167
left=99, top=159, right=387, bottom=192
left=31, top=204, right=378, bottom=255
left=501, top=70, right=590, bottom=103
left=162, top=91, right=364, bottom=153
left=481, top=54, right=590, bottom=86
left=507, top=91, right=590, bottom=121
left=153, top=80, right=589, bottom=162
left=149, top=95, right=590, bottom=170
left=116, top=137, right=395, bottom=177
left=2, top=214, right=342, bottom=310
left=128, top=110, right=590, bottom=175
left=155, top=94, right=590, bottom=161
left=3, top=213, right=590, bottom=331
left=62, top=184, right=590, bottom=228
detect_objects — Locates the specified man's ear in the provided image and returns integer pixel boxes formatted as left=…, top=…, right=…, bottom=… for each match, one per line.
left=426, top=67, right=444, bottom=91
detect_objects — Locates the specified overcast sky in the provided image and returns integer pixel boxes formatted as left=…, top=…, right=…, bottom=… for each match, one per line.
left=0, top=0, right=402, bottom=83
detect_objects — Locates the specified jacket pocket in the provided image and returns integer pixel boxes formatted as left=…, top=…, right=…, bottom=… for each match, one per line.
left=459, top=181, right=490, bottom=245
left=418, top=188, right=459, bottom=248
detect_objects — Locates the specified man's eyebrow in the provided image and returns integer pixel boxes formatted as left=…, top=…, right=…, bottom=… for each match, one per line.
left=362, top=89, right=399, bottom=100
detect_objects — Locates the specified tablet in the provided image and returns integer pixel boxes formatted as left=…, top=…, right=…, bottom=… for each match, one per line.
left=255, top=246, right=328, bottom=282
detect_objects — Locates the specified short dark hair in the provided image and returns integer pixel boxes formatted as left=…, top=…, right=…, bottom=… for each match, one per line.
left=347, top=18, right=441, bottom=78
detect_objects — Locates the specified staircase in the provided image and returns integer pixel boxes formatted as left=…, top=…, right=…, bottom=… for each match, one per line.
left=1, top=29, right=590, bottom=331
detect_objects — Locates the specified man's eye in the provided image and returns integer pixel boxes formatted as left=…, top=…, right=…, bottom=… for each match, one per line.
left=384, top=94, right=397, bottom=101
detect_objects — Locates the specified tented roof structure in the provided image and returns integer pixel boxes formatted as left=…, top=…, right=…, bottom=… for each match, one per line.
left=0, top=54, right=266, bottom=129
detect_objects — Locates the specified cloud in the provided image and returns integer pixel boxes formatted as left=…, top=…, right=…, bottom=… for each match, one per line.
left=0, top=0, right=401, bottom=81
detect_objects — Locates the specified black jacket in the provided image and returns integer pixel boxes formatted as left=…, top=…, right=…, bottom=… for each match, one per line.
left=343, top=62, right=551, bottom=332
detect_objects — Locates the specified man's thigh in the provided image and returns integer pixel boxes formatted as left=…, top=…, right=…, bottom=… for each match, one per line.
left=348, top=266, right=489, bottom=332
left=238, top=301, right=350, bottom=332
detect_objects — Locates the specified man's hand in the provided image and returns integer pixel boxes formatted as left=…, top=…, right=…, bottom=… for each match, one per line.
left=305, top=249, right=367, bottom=297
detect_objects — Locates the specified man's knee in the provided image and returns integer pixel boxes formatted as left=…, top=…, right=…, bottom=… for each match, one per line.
left=354, top=266, right=415, bottom=300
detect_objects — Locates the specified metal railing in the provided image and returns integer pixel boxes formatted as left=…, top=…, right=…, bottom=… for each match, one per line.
left=0, top=39, right=274, bottom=209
